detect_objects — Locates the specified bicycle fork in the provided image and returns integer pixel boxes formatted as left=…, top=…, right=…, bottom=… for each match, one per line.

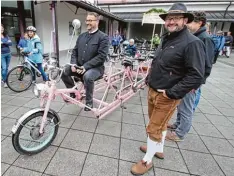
left=39, top=86, right=54, bottom=134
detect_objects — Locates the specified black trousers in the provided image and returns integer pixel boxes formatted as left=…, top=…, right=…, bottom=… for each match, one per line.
left=113, top=45, right=119, bottom=54
left=213, top=51, right=219, bottom=64
left=61, top=65, right=102, bottom=104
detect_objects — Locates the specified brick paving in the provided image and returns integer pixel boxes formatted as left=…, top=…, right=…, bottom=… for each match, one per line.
left=1, top=53, right=234, bottom=176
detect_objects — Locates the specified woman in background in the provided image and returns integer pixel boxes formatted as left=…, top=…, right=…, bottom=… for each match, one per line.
left=1, top=24, right=12, bottom=88
left=111, top=30, right=123, bottom=54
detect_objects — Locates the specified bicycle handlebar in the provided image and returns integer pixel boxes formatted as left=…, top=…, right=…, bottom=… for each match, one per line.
left=20, top=51, right=30, bottom=57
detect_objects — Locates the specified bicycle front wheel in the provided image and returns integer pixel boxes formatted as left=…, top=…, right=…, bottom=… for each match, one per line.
left=12, top=111, right=59, bottom=155
left=6, top=66, right=33, bottom=92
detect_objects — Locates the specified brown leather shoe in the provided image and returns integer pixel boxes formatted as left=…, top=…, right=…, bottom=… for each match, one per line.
left=131, top=160, right=153, bottom=175
left=166, top=131, right=184, bottom=142
left=140, top=145, right=164, bottom=159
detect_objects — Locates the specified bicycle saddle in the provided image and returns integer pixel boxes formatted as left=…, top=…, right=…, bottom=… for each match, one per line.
left=137, top=57, right=147, bottom=62
left=149, top=54, right=154, bottom=59
left=109, top=53, right=118, bottom=58
left=21, top=52, right=30, bottom=56
left=43, top=54, right=49, bottom=58
left=122, top=58, right=133, bottom=67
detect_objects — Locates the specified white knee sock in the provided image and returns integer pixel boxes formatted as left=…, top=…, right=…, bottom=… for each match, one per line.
left=143, top=131, right=167, bottom=164
left=161, top=131, right=167, bottom=153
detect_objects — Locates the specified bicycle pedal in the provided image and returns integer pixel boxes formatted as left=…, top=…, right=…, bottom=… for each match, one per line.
left=121, top=105, right=127, bottom=109
left=112, top=85, right=118, bottom=90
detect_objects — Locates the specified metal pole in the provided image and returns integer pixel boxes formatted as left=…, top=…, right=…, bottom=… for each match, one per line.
left=31, top=1, right=36, bottom=27
left=160, top=24, right=163, bottom=36
left=51, top=1, right=60, bottom=67
left=17, top=0, right=26, bottom=36
left=221, top=1, right=232, bottom=31
left=150, top=24, right=156, bottom=50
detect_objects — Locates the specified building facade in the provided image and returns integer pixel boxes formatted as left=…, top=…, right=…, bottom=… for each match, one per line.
left=98, top=0, right=234, bottom=40
left=1, top=0, right=125, bottom=55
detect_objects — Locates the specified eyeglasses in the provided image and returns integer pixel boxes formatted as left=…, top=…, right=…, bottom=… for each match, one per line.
left=85, top=20, right=97, bottom=23
left=165, top=16, right=184, bottom=22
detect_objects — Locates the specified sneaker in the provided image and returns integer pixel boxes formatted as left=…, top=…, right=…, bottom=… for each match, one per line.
left=166, top=131, right=184, bottom=142
left=131, top=160, right=153, bottom=175
left=139, top=145, right=164, bottom=159
left=32, top=81, right=36, bottom=84
left=84, top=103, right=93, bottom=111
left=4, top=83, right=8, bottom=88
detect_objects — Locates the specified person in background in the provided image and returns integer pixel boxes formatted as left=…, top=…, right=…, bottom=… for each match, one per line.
left=18, top=32, right=28, bottom=49
left=151, top=33, right=161, bottom=48
left=218, top=31, right=226, bottom=56
left=125, top=39, right=136, bottom=57
left=111, top=30, right=123, bottom=53
left=212, top=30, right=225, bottom=64
left=21, top=26, right=48, bottom=83
left=224, top=31, right=233, bottom=58
left=1, top=24, right=12, bottom=88
left=17, top=32, right=28, bottom=62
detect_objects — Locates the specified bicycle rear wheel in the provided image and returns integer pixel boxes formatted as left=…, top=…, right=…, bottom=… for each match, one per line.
left=6, top=66, right=33, bottom=92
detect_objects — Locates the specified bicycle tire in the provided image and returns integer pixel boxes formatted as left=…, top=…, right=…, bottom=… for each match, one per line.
left=6, top=66, right=33, bottom=92
left=12, top=111, right=59, bottom=155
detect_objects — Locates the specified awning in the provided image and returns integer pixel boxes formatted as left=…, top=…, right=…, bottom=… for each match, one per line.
left=114, top=11, right=234, bottom=22
left=65, top=0, right=125, bottom=22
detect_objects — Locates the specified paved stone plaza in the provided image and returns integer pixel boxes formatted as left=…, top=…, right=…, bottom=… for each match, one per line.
left=1, top=54, right=234, bottom=176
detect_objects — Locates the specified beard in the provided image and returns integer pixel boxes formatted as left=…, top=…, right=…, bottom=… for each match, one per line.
left=165, top=24, right=185, bottom=33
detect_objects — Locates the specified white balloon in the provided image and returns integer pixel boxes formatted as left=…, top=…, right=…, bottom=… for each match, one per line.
left=72, top=19, right=81, bottom=29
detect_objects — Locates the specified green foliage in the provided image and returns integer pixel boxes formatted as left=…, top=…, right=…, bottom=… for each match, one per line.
left=145, top=8, right=166, bottom=14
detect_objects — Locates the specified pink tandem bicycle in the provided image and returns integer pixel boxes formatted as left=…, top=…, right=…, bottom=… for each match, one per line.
left=11, top=53, right=153, bottom=155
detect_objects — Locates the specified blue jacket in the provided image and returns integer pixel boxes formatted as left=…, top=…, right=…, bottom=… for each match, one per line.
left=111, top=35, right=122, bottom=46
left=18, top=37, right=28, bottom=48
left=1, top=36, right=12, bottom=54
left=125, top=44, right=136, bottom=57
left=218, top=36, right=225, bottom=51
left=211, top=35, right=225, bottom=51
left=23, top=35, right=43, bottom=64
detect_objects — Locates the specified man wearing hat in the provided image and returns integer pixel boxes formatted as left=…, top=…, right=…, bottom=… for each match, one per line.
left=131, top=3, right=205, bottom=175
left=166, top=11, right=215, bottom=142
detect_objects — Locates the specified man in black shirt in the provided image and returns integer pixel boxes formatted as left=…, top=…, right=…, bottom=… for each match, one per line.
left=131, top=3, right=205, bottom=175
left=61, top=12, right=109, bottom=111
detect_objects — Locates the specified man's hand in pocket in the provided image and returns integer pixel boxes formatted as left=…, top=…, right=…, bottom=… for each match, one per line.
left=157, top=89, right=170, bottom=99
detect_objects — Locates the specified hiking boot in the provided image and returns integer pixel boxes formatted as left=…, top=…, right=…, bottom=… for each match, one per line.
left=167, top=123, right=177, bottom=131
left=166, top=131, right=183, bottom=142
left=131, top=160, right=153, bottom=175
left=84, top=103, right=93, bottom=111
left=139, top=145, right=164, bottom=159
